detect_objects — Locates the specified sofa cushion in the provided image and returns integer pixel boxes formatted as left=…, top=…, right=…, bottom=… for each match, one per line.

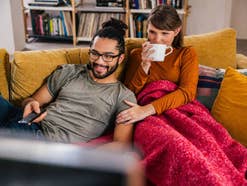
left=125, top=38, right=146, bottom=55
left=65, top=48, right=89, bottom=65
left=11, top=49, right=69, bottom=105
left=197, top=65, right=223, bottom=110
left=236, top=53, right=247, bottom=69
left=184, top=28, right=237, bottom=69
left=211, top=67, right=247, bottom=146
left=197, top=65, right=247, bottom=110
left=0, top=49, right=10, bottom=100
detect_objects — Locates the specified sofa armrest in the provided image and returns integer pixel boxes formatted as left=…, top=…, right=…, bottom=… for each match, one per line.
left=236, top=53, right=247, bottom=69
left=0, top=48, right=10, bottom=100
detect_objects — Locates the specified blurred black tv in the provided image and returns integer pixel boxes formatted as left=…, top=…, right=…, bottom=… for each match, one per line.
left=0, top=132, right=142, bottom=186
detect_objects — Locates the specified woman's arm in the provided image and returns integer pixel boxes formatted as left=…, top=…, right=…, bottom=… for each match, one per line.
left=152, top=47, right=199, bottom=114
left=124, top=43, right=154, bottom=94
left=116, top=100, right=156, bottom=125
left=119, top=47, right=198, bottom=123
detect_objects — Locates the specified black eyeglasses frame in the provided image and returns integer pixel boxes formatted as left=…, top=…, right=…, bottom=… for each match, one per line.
left=88, top=50, right=121, bottom=62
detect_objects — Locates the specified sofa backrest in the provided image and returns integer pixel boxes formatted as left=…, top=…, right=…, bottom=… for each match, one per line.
left=7, top=28, right=237, bottom=105
left=184, top=28, right=236, bottom=69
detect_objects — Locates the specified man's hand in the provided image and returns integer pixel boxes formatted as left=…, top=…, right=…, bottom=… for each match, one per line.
left=23, top=100, right=47, bottom=123
left=116, top=100, right=156, bottom=125
left=21, top=84, right=52, bottom=124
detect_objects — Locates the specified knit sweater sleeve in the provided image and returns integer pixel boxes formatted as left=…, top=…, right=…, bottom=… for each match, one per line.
left=152, top=47, right=199, bottom=114
left=124, top=48, right=148, bottom=94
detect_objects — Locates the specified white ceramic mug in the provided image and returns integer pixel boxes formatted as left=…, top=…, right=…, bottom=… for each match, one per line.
left=149, top=44, right=173, bottom=62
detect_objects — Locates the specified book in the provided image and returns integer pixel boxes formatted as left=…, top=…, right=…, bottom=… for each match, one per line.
left=60, top=11, right=68, bottom=36
left=130, top=0, right=139, bottom=9
left=96, top=0, right=123, bottom=7
left=43, top=14, right=50, bottom=35
left=63, top=11, right=73, bottom=36
left=38, top=14, right=44, bottom=35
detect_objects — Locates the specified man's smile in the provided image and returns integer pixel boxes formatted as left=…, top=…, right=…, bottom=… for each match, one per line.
left=92, top=63, right=109, bottom=74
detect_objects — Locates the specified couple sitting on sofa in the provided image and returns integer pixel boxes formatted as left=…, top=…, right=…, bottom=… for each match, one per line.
left=0, top=5, right=246, bottom=186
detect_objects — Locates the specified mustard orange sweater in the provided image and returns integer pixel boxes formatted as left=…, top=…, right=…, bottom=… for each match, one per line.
left=124, top=47, right=199, bottom=115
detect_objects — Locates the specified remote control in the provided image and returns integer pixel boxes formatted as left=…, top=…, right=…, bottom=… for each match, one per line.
left=18, top=108, right=47, bottom=124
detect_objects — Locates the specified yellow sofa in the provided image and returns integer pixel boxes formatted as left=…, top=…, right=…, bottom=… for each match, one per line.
left=1, top=28, right=247, bottom=145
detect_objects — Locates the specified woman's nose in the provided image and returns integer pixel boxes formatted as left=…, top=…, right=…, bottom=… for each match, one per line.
left=153, top=35, right=163, bottom=44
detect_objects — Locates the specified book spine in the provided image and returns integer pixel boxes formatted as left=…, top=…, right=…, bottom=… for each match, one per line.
left=39, top=15, right=44, bottom=35
left=60, top=11, right=68, bottom=36
left=43, top=14, right=50, bottom=35
left=130, top=0, right=139, bottom=9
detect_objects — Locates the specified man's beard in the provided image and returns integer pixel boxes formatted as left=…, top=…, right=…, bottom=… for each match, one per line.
left=87, top=61, right=119, bottom=79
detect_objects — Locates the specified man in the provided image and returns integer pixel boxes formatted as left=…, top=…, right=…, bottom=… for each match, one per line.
left=0, top=18, right=136, bottom=144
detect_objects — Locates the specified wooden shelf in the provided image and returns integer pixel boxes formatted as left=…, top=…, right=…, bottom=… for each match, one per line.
left=26, top=5, right=73, bottom=11
left=29, top=34, right=73, bottom=40
left=130, top=8, right=186, bottom=14
left=77, top=6, right=126, bottom=13
left=76, top=37, right=91, bottom=42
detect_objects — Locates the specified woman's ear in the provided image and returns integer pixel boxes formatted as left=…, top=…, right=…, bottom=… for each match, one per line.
left=174, top=26, right=182, bottom=36
left=118, top=54, right=125, bottom=64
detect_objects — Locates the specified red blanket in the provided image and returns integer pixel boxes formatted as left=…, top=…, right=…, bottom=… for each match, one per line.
left=135, top=80, right=247, bottom=186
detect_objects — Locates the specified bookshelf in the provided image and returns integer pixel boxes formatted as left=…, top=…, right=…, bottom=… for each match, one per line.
left=76, top=0, right=127, bottom=43
left=22, top=0, right=189, bottom=46
left=22, top=0, right=78, bottom=45
left=128, top=0, right=189, bottom=38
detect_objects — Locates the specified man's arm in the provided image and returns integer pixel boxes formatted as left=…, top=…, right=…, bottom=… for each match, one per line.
left=113, top=123, right=134, bottom=144
left=96, top=123, right=134, bottom=151
left=32, top=83, right=53, bottom=106
left=21, top=83, right=53, bottom=121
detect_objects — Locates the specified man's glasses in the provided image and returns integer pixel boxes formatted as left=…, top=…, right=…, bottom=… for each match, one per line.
left=88, top=50, right=120, bottom=62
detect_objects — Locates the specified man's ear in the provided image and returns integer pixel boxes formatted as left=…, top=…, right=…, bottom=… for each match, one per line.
left=118, top=54, right=125, bottom=64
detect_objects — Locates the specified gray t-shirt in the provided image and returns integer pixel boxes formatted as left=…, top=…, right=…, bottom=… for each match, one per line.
left=41, top=64, right=136, bottom=143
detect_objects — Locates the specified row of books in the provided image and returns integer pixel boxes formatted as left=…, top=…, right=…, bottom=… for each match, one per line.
left=130, top=14, right=148, bottom=38
left=29, top=0, right=81, bottom=7
left=130, top=0, right=183, bottom=9
left=96, top=0, right=124, bottom=7
left=77, top=13, right=125, bottom=38
left=30, top=10, right=73, bottom=37
left=130, top=13, right=183, bottom=38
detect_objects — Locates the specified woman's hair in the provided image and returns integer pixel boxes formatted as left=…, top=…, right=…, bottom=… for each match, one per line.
left=148, top=5, right=183, bottom=48
left=90, top=18, right=128, bottom=54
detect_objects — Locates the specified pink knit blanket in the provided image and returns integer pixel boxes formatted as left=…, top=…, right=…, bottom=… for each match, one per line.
left=134, top=80, right=247, bottom=186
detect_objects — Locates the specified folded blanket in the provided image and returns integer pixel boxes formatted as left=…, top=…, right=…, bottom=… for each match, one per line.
left=134, top=80, right=247, bottom=186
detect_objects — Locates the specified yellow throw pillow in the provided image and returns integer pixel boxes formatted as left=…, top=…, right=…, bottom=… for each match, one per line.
left=12, top=49, right=68, bottom=105
left=211, top=67, right=247, bottom=146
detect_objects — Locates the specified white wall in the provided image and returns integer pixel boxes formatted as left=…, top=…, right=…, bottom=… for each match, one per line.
left=0, top=0, right=25, bottom=54
left=231, top=0, right=247, bottom=39
left=186, top=0, right=233, bottom=35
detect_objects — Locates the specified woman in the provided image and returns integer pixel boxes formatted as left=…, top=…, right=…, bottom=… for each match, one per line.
left=117, top=5, right=247, bottom=186
left=117, top=5, right=198, bottom=124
